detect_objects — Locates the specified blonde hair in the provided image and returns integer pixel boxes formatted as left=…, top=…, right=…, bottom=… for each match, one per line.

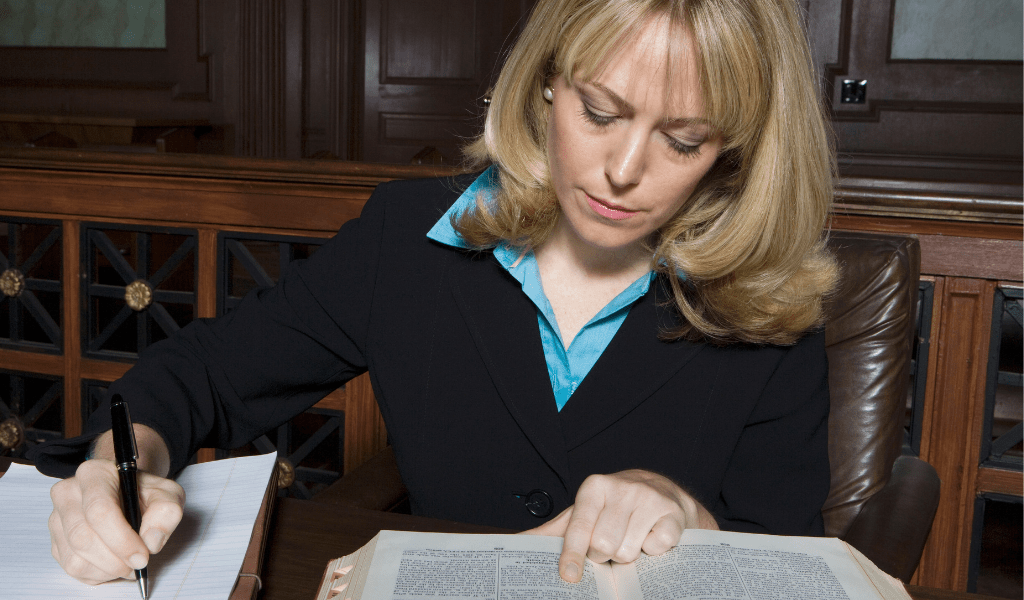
left=459, top=0, right=838, bottom=345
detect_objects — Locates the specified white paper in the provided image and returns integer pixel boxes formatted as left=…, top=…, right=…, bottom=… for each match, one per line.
left=0, top=452, right=277, bottom=599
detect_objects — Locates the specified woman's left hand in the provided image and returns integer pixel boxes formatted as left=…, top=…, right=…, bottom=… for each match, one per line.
left=522, top=469, right=718, bottom=583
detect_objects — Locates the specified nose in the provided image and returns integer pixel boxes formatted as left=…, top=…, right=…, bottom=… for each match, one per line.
left=605, top=128, right=646, bottom=189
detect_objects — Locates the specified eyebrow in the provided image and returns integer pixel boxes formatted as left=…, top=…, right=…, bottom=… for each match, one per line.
left=580, top=80, right=711, bottom=128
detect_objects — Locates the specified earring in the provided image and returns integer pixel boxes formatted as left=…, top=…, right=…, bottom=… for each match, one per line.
left=542, top=86, right=554, bottom=103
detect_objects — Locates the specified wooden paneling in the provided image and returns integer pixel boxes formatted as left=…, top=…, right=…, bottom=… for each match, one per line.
left=0, top=1, right=214, bottom=118
left=361, top=0, right=534, bottom=164
left=303, top=0, right=358, bottom=159
left=976, top=468, right=1024, bottom=497
left=237, top=0, right=289, bottom=158
left=917, top=278, right=998, bottom=590
left=820, top=0, right=1021, bottom=160
left=383, top=0, right=478, bottom=81
left=0, top=1, right=539, bottom=161
left=61, top=220, right=81, bottom=437
left=341, top=373, right=388, bottom=473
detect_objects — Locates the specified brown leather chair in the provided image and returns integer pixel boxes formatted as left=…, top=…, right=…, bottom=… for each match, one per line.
left=820, top=231, right=939, bottom=581
left=316, top=230, right=940, bottom=583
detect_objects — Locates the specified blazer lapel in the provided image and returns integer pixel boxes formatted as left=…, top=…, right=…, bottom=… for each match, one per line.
left=558, top=277, right=706, bottom=449
left=448, top=251, right=573, bottom=488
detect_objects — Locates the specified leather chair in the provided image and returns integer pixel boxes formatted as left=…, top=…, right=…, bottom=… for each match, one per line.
left=315, top=230, right=940, bottom=583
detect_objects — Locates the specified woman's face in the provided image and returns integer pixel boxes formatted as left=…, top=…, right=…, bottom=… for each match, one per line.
left=546, top=16, right=723, bottom=257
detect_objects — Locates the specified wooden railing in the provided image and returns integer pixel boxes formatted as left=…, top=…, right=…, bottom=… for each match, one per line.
left=0, top=148, right=1019, bottom=591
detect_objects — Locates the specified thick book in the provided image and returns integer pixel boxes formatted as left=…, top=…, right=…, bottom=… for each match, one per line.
left=316, top=529, right=912, bottom=600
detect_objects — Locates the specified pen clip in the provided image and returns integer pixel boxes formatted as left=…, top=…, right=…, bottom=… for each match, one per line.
left=110, top=394, right=139, bottom=467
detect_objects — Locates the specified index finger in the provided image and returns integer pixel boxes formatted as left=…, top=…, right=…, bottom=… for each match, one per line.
left=559, top=495, right=604, bottom=583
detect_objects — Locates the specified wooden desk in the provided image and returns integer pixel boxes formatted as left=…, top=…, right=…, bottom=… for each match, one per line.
left=0, top=459, right=1006, bottom=600
left=262, top=497, right=1006, bottom=600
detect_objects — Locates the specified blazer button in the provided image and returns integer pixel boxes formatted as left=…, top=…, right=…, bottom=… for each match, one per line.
left=514, top=489, right=553, bottom=518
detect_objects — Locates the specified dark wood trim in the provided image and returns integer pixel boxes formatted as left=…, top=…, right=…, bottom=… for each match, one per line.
left=0, top=148, right=459, bottom=185
left=62, top=220, right=81, bottom=438
left=0, top=348, right=63, bottom=377
left=976, top=468, right=1024, bottom=497
left=198, top=229, right=218, bottom=319
left=79, top=359, right=132, bottom=383
left=918, top=277, right=996, bottom=590
left=831, top=216, right=1020, bottom=242
left=342, top=374, right=387, bottom=474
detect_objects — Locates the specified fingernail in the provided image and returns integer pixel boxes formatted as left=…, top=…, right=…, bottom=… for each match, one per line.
left=563, top=562, right=579, bottom=581
left=128, top=553, right=148, bottom=570
left=143, top=530, right=167, bottom=553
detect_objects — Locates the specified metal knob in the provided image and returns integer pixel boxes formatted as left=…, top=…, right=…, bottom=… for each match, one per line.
left=276, top=457, right=296, bottom=489
left=124, top=279, right=154, bottom=311
left=0, top=418, right=25, bottom=451
left=0, top=268, right=25, bottom=298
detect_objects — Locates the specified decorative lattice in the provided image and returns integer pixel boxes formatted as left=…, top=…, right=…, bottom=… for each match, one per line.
left=0, top=371, right=63, bottom=458
left=82, top=225, right=197, bottom=360
left=982, top=287, right=1023, bottom=469
left=0, top=219, right=62, bottom=352
left=217, top=232, right=345, bottom=498
left=219, top=233, right=323, bottom=313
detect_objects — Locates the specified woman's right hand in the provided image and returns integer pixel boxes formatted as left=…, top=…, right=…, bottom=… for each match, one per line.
left=47, top=427, right=185, bottom=585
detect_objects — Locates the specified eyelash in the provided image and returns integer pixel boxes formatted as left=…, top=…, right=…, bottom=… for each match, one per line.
left=579, top=103, right=703, bottom=157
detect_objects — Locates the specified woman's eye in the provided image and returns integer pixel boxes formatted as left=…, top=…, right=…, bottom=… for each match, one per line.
left=580, top=103, right=616, bottom=127
left=665, top=134, right=702, bottom=157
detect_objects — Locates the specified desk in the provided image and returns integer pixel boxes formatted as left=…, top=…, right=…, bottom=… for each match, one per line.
left=0, top=459, right=1004, bottom=600
left=262, top=497, right=1005, bottom=600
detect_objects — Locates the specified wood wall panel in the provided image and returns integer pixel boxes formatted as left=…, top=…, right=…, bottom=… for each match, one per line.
left=0, top=1, right=537, bottom=162
left=238, top=1, right=288, bottom=158
left=805, top=0, right=1022, bottom=172
left=0, top=1, right=214, bottom=119
left=303, top=0, right=357, bottom=159
left=383, top=0, right=478, bottom=81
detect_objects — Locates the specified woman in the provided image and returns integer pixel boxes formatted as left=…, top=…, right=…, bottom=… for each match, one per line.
left=38, top=0, right=837, bottom=587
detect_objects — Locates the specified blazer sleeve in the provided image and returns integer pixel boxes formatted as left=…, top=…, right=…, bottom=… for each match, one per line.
left=714, top=329, right=831, bottom=536
left=29, top=181, right=395, bottom=478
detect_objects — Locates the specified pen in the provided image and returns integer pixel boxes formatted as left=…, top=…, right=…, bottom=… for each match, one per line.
left=110, top=394, right=149, bottom=599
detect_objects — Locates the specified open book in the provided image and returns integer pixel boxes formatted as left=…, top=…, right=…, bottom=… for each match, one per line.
left=317, top=529, right=912, bottom=600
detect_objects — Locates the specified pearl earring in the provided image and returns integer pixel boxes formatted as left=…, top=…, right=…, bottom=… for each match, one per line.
left=542, top=86, right=554, bottom=103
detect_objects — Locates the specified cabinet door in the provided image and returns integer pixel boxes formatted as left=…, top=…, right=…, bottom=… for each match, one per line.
left=361, top=0, right=534, bottom=164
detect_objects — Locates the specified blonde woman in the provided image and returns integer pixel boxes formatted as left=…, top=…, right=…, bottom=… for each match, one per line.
left=38, top=0, right=837, bottom=587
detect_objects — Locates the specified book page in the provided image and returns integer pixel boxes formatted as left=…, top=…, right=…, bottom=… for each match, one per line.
left=610, top=529, right=911, bottom=600
left=0, top=452, right=277, bottom=599
left=357, top=531, right=617, bottom=600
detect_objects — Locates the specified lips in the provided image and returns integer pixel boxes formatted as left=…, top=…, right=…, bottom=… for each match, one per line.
left=585, top=194, right=637, bottom=221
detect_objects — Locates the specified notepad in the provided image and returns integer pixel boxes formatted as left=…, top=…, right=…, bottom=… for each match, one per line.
left=0, top=452, right=277, bottom=599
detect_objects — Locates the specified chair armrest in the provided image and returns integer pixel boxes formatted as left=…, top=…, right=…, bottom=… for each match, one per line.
left=841, top=455, right=941, bottom=583
left=313, top=446, right=409, bottom=512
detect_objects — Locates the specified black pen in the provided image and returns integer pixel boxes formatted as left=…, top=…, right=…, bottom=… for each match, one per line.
left=110, top=395, right=150, bottom=599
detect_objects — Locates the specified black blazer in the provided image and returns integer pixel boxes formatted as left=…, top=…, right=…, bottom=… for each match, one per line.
left=33, top=175, right=830, bottom=536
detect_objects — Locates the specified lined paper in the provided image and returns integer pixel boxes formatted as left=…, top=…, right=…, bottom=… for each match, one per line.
left=0, top=452, right=277, bottom=599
